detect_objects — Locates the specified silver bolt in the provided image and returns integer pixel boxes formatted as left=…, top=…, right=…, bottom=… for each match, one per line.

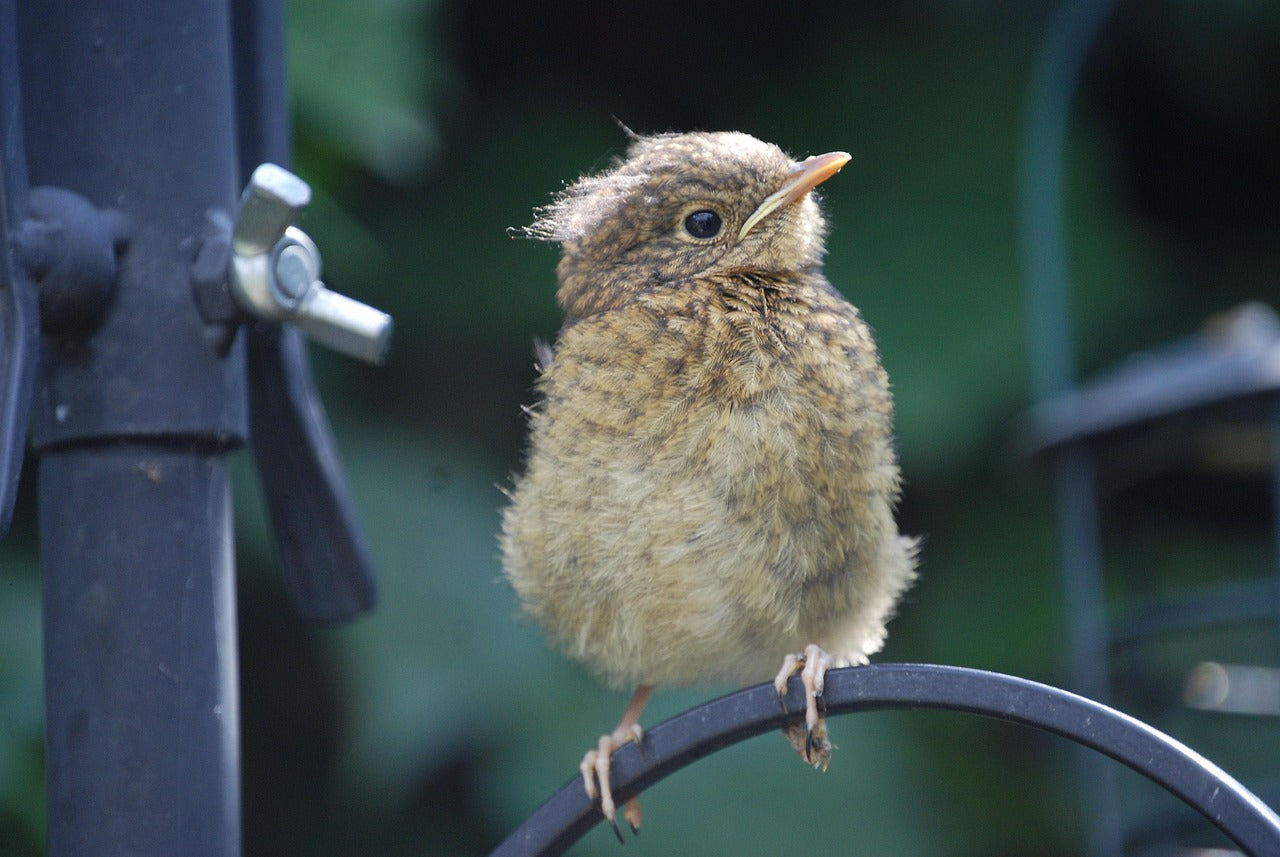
left=228, top=164, right=393, bottom=364
left=273, top=245, right=315, bottom=305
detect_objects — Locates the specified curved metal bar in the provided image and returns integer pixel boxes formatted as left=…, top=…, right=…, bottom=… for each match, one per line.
left=232, top=0, right=379, bottom=622
left=0, top=0, right=38, bottom=541
left=490, top=664, right=1280, bottom=857
left=1017, top=0, right=1117, bottom=405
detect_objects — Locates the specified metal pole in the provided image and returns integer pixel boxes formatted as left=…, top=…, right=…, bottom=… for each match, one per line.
left=18, top=2, right=247, bottom=853
left=38, top=446, right=240, bottom=855
left=1018, top=2, right=1122, bottom=854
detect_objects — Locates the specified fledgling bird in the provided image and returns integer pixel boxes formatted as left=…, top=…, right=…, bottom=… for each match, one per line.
left=501, top=130, right=917, bottom=838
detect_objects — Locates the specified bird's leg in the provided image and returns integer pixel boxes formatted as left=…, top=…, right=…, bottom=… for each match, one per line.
left=773, top=644, right=835, bottom=771
left=581, top=684, right=653, bottom=841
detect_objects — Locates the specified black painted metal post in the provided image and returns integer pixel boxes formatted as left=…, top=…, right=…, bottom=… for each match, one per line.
left=1018, top=2, right=1121, bottom=854
left=18, top=3, right=246, bottom=854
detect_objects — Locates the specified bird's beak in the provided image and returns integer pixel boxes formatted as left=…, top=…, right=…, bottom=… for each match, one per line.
left=738, top=151, right=851, bottom=239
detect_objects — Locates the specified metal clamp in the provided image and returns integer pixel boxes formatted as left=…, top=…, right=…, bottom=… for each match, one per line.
left=230, top=163, right=392, bottom=364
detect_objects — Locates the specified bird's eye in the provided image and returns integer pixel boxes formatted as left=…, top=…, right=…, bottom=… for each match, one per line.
left=683, top=209, right=722, bottom=239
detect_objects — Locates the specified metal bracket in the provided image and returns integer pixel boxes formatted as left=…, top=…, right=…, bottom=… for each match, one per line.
left=15, top=186, right=130, bottom=337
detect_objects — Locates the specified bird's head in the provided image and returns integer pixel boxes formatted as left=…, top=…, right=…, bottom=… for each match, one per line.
left=526, top=131, right=850, bottom=319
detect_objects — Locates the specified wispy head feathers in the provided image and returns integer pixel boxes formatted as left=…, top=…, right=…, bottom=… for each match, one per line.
left=517, top=131, right=800, bottom=249
left=521, top=168, right=649, bottom=245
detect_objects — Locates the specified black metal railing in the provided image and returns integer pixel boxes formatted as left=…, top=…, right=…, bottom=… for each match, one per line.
left=0, top=1, right=385, bottom=853
left=491, top=665, right=1280, bottom=857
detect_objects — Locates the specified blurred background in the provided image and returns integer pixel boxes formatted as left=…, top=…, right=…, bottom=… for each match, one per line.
left=2, top=0, right=1279, bottom=854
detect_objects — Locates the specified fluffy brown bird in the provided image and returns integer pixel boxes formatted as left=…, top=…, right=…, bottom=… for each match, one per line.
left=502, top=130, right=917, bottom=838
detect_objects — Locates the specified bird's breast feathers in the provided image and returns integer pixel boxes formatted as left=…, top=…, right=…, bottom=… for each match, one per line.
left=531, top=277, right=900, bottom=565
left=506, top=279, right=909, bottom=687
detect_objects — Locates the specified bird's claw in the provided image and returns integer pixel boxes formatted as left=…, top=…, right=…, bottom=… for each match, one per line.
left=581, top=723, right=645, bottom=842
left=605, top=813, right=624, bottom=845
left=805, top=718, right=834, bottom=770
left=773, top=651, right=801, bottom=712
left=775, top=644, right=836, bottom=771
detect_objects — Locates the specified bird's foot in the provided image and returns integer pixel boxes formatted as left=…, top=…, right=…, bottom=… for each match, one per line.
left=782, top=716, right=833, bottom=771
left=581, top=722, right=644, bottom=842
left=581, top=684, right=653, bottom=843
left=773, top=643, right=835, bottom=771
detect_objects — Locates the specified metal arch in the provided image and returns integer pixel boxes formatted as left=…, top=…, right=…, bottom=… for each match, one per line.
left=489, top=664, right=1280, bottom=857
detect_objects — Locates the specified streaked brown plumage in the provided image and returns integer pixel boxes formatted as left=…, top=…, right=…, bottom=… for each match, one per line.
left=502, top=130, right=917, bottom=837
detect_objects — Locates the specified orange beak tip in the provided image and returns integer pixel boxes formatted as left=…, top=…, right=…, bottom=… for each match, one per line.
left=738, top=149, right=852, bottom=239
